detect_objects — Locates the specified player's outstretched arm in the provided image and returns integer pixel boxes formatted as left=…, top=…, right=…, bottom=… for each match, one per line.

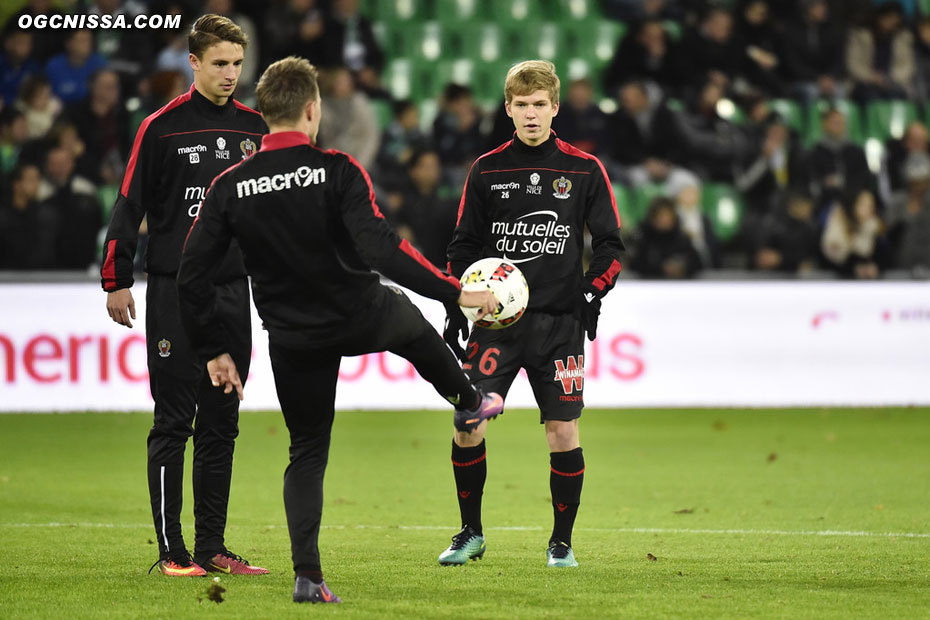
left=207, top=353, right=243, bottom=400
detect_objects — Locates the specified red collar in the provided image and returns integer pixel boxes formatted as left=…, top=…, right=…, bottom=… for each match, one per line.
left=260, top=131, right=311, bottom=151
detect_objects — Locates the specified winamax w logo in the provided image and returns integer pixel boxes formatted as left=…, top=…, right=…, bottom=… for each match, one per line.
left=554, top=355, right=584, bottom=394
left=236, top=166, right=326, bottom=198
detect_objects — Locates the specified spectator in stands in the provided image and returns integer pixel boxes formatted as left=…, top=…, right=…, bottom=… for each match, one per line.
left=262, top=0, right=325, bottom=70
left=393, top=149, right=458, bottom=268
left=602, top=19, right=682, bottom=99
left=603, top=0, right=685, bottom=21
left=10, top=0, right=66, bottom=62
left=553, top=78, right=610, bottom=157
left=0, top=108, right=29, bottom=176
left=807, top=107, right=875, bottom=210
left=433, top=83, right=483, bottom=188
left=44, top=122, right=96, bottom=187
left=375, top=99, right=431, bottom=190
left=65, top=68, right=131, bottom=184
left=610, top=80, right=690, bottom=189
left=318, top=0, right=385, bottom=95
left=676, top=78, right=751, bottom=181
left=87, top=0, right=155, bottom=94
left=821, top=188, right=885, bottom=279
left=753, top=192, right=820, bottom=274
left=156, top=33, right=195, bottom=87
left=630, top=196, right=703, bottom=279
left=914, top=16, right=930, bottom=102
left=781, top=0, right=848, bottom=102
left=0, top=30, right=40, bottom=107
left=14, top=75, right=62, bottom=139
left=678, top=7, right=742, bottom=96
left=137, top=69, right=187, bottom=117
left=36, top=146, right=102, bottom=270
left=734, top=0, right=785, bottom=96
left=674, top=183, right=720, bottom=269
left=317, top=66, right=380, bottom=169
left=44, top=30, right=107, bottom=105
left=847, top=1, right=915, bottom=101
left=735, top=102, right=806, bottom=239
left=886, top=121, right=930, bottom=193
left=886, top=152, right=930, bottom=274
left=0, top=164, right=58, bottom=270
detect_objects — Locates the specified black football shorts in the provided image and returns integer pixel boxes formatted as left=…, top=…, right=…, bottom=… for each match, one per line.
left=463, top=311, right=585, bottom=422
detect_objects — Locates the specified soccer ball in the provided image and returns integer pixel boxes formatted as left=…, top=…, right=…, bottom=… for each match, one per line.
left=459, top=257, right=529, bottom=329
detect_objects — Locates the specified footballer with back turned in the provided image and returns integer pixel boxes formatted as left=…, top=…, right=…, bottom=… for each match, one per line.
left=101, top=15, right=267, bottom=576
left=176, top=56, right=504, bottom=603
left=441, top=60, right=624, bottom=567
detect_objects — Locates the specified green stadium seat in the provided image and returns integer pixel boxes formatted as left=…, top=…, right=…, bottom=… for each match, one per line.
left=434, top=0, right=482, bottom=24
left=662, top=19, right=683, bottom=41
left=701, top=183, right=744, bottom=242
left=564, top=20, right=626, bottom=69
left=803, top=99, right=864, bottom=146
left=919, top=0, right=930, bottom=14
left=632, top=183, right=666, bottom=217
left=97, top=184, right=119, bottom=222
left=768, top=98, right=803, bottom=133
left=385, top=59, right=439, bottom=101
left=492, top=0, right=545, bottom=22
left=612, top=184, right=643, bottom=229
left=864, top=100, right=919, bottom=142
left=453, top=22, right=504, bottom=62
left=369, top=99, right=394, bottom=130
left=373, top=0, right=425, bottom=24
left=555, top=0, right=602, bottom=20
left=518, top=22, right=564, bottom=61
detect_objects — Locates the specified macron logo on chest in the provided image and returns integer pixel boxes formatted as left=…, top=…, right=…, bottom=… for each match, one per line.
left=236, top=165, right=327, bottom=198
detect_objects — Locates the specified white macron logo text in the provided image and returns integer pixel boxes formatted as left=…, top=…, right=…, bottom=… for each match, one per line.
left=236, top=166, right=326, bottom=198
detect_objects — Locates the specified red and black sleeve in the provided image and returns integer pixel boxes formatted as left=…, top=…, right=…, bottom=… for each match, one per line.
left=338, top=154, right=461, bottom=304
left=100, top=116, right=159, bottom=291
left=583, top=156, right=624, bottom=297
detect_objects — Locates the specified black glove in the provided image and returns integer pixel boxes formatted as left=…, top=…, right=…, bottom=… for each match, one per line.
left=578, top=283, right=602, bottom=341
left=443, top=304, right=470, bottom=361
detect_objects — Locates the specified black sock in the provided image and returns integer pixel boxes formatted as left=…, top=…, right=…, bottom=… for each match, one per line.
left=452, top=439, right=486, bottom=535
left=297, top=569, right=324, bottom=583
left=550, top=447, right=584, bottom=547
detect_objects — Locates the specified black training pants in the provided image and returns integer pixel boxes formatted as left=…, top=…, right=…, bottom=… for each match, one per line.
left=269, top=285, right=475, bottom=572
left=145, top=274, right=251, bottom=560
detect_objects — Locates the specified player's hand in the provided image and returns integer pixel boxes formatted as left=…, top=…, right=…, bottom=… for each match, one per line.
left=578, top=284, right=602, bottom=342
left=458, top=288, right=498, bottom=319
left=443, top=304, right=470, bottom=362
left=207, top=353, right=244, bottom=400
left=106, top=288, right=136, bottom=328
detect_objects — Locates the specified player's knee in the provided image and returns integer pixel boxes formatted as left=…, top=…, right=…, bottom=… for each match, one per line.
left=545, top=419, right=579, bottom=451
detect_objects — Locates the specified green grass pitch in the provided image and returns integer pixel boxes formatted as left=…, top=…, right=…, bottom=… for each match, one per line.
left=1, top=408, right=928, bottom=619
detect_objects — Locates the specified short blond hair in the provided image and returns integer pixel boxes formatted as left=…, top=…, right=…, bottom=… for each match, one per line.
left=256, top=56, right=320, bottom=126
left=504, top=60, right=560, bottom=105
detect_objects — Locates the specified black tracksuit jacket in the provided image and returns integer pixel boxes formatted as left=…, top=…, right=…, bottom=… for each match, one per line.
left=448, top=132, right=624, bottom=313
left=177, top=131, right=462, bottom=355
left=101, top=84, right=266, bottom=291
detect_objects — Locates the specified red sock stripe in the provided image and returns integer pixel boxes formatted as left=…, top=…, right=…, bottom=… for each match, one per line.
left=551, top=466, right=585, bottom=477
left=452, top=453, right=487, bottom=467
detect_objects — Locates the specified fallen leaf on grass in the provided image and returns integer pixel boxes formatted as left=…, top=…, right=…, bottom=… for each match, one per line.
left=767, top=452, right=778, bottom=463
left=702, top=594, right=712, bottom=599
left=646, top=553, right=657, bottom=561
left=712, top=420, right=728, bottom=431
left=199, top=582, right=226, bottom=604
left=873, top=504, right=885, bottom=511
left=147, top=539, right=154, bottom=545
left=673, top=508, right=694, bottom=514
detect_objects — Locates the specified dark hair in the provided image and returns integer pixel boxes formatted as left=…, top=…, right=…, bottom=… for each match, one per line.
left=392, top=99, right=416, bottom=117
left=441, top=83, right=473, bottom=103
left=188, top=14, right=248, bottom=59
left=256, top=56, right=320, bottom=126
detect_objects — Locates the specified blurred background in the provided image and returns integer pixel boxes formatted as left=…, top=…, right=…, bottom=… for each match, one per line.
left=1, top=0, right=929, bottom=411
left=3, top=0, right=930, bottom=281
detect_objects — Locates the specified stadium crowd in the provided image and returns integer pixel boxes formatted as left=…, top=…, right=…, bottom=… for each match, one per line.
left=2, top=0, right=930, bottom=279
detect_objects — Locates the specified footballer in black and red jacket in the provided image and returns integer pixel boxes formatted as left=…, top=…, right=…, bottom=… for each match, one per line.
left=100, top=15, right=268, bottom=577
left=177, top=56, right=501, bottom=603
left=440, top=60, right=624, bottom=569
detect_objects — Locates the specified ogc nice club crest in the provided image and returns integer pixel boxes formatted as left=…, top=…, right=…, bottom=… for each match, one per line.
left=157, top=339, right=171, bottom=358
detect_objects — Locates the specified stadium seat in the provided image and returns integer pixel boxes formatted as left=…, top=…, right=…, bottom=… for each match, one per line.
left=612, top=183, right=642, bottom=229
left=369, top=99, right=394, bottom=130
left=803, top=99, right=864, bottom=146
left=433, top=0, right=482, bottom=24
left=768, top=99, right=804, bottom=133
left=564, top=20, right=626, bottom=70
left=555, top=0, right=603, bottom=20
left=372, top=0, right=425, bottom=24
left=385, top=58, right=438, bottom=101
left=864, top=100, right=919, bottom=142
left=701, top=183, right=745, bottom=242
left=632, top=183, right=666, bottom=216
left=518, top=22, right=564, bottom=61
left=453, top=22, right=503, bottom=62
left=491, top=0, right=545, bottom=22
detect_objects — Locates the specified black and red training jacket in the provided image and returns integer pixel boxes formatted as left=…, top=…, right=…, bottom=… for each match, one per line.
left=177, top=131, right=461, bottom=355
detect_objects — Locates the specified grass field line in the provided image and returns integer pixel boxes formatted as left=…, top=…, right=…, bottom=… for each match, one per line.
left=3, top=522, right=928, bottom=539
